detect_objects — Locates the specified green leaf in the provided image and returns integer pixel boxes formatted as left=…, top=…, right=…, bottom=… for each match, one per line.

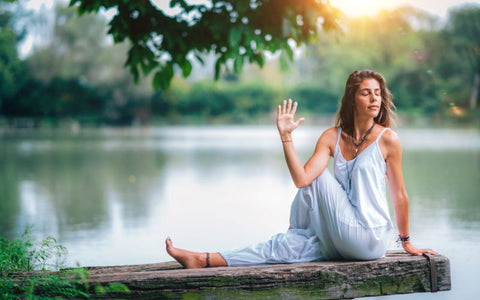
left=153, top=71, right=165, bottom=90
left=256, top=53, right=265, bottom=67
left=95, top=284, right=107, bottom=295
left=182, top=60, right=192, bottom=77
left=129, top=64, right=140, bottom=84
left=126, top=45, right=143, bottom=67
left=140, top=60, right=157, bottom=76
left=152, top=63, right=174, bottom=90
left=228, top=26, right=243, bottom=48
left=279, top=51, right=290, bottom=71
left=165, top=62, right=174, bottom=81
left=194, top=53, right=205, bottom=65
left=284, top=44, right=294, bottom=61
left=170, top=0, right=192, bottom=12
left=214, top=59, right=222, bottom=80
left=234, top=56, right=244, bottom=73
left=105, top=282, right=130, bottom=293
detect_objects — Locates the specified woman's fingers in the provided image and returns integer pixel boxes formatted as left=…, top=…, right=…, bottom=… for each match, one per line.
left=423, top=249, right=438, bottom=255
left=291, top=101, right=298, bottom=116
left=405, top=243, right=438, bottom=256
left=295, top=117, right=305, bottom=126
left=279, top=99, right=298, bottom=115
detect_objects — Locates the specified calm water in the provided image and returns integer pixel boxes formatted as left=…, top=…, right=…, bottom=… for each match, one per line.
left=0, top=126, right=479, bottom=299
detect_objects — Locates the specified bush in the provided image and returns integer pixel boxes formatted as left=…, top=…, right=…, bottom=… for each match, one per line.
left=150, top=81, right=280, bottom=123
left=0, top=226, right=129, bottom=299
left=288, top=85, right=339, bottom=114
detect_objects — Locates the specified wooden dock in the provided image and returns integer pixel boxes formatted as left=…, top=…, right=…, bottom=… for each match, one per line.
left=81, top=250, right=450, bottom=299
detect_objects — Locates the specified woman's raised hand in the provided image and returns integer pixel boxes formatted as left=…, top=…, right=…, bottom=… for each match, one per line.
left=277, top=99, right=305, bottom=139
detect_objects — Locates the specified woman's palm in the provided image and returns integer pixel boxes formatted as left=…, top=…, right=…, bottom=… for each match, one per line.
left=277, top=99, right=304, bottom=134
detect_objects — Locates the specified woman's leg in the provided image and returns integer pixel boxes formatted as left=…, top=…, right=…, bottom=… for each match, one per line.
left=219, top=228, right=322, bottom=267
left=205, top=170, right=347, bottom=267
left=288, top=169, right=351, bottom=260
left=166, top=169, right=383, bottom=268
left=298, top=169, right=390, bottom=260
left=165, top=237, right=227, bottom=269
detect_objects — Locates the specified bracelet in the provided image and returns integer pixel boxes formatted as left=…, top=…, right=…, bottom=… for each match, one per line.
left=397, top=234, right=410, bottom=242
left=282, top=140, right=292, bottom=143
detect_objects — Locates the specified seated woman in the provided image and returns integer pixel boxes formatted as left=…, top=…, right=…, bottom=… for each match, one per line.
left=165, top=69, right=437, bottom=268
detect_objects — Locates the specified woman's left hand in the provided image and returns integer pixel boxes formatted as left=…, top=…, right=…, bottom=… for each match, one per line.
left=402, top=241, right=438, bottom=256
left=276, top=99, right=305, bottom=138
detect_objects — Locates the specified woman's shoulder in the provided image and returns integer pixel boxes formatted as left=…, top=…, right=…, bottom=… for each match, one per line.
left=314, top=127, right=339, bottom=151
left=378, top=127, right=402, bottom=151
left=320, top=126, right=340, bottom=141
left=324, top=126, right=340, bottom=135
left=379, top=127, right=399, bottom=141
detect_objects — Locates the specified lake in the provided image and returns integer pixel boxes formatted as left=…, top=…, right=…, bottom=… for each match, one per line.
left=0, top=125, right=479, bottom=299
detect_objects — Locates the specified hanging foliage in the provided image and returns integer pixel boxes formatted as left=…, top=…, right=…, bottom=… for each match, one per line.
left=68, top=0, right=342, bottom=89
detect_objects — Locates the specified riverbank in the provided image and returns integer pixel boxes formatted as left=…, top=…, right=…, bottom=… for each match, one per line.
left=1, top=109, right=479, bottom=132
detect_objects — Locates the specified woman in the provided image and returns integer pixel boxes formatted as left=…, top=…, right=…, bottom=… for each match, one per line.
left=165, top=69, right=437, bottom=268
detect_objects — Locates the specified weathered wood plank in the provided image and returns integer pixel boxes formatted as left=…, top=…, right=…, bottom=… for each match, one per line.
left=80, top=250, right=450, bottom=299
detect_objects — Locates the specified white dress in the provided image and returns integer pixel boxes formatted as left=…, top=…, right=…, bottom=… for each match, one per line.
left=220, top=128, right=393, bottom=266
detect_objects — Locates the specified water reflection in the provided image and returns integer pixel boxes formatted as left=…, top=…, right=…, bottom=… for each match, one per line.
left=403, top=150, right=480, bottom=224
left=0, top=126, right=479, bottom=299
left=0, top=132, right=168, bottom=240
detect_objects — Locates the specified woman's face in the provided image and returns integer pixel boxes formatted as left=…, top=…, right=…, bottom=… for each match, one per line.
left=354, top=78, right=382, bottom=119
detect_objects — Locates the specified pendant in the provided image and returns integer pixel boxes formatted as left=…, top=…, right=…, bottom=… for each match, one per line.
left=355, top=147, right=358, bottom=154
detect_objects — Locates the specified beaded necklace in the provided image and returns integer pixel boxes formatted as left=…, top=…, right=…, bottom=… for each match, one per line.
left=346, top=123, right=376, bottom=190
left=351, top=122, right=376, bottom=155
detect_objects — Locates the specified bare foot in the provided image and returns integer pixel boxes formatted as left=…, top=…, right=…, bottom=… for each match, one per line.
left=165, top=237, right=207, bottom=269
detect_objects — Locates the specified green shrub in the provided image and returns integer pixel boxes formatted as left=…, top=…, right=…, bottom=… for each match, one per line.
left=0, top=226, right=129, bottom=299
left=287, top=85, right=339, bottom=114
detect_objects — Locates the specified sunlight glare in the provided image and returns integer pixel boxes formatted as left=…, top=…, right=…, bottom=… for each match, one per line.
left=330, top=0, right=394, bottom=17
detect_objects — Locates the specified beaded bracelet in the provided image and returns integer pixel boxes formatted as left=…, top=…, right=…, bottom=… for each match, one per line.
left=397, top=234, right=410, bottom=242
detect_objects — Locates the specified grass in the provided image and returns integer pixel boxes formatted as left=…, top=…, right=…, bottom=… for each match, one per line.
left=0, top=226, right=129, bottom=299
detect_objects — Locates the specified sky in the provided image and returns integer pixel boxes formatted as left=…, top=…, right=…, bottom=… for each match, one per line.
left=328, top=0, right=479, bottom=18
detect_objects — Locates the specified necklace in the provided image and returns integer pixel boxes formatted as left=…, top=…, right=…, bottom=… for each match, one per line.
left=346, top=122, right=375, bottom=191
left=350, top=122, right=376, bottom=156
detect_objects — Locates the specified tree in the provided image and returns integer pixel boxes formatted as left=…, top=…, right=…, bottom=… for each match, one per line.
left=444, top=5, right=480, bottom=109
left=0, top=5, right=25, bottom=112
left=292, top=6, right=443, bottom=113
left=69, top=0, right=341, bottom=89
left=26, top=3, right=110, bottom=84
left=22, top=2, right=153, bottom=124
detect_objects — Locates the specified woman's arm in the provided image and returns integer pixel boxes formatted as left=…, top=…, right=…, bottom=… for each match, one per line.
left=384, top=131, right=437, bottom=256
left=277, top=99, right=334, bottom=188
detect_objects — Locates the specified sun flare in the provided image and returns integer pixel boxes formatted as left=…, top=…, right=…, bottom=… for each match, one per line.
left=330, top=0, right=395, bottom=17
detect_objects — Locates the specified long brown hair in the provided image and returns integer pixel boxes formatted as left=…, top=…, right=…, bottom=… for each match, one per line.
left=334, top=70, right=395, bottom=135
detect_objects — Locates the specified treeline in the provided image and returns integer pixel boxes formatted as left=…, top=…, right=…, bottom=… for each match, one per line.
left=1, top=77, right=339, bottom=125
left=0, top=2, right=479, bottom=126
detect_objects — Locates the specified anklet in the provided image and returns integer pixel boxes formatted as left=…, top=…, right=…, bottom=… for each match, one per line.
left=205, top=252, right=210, bottom=268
